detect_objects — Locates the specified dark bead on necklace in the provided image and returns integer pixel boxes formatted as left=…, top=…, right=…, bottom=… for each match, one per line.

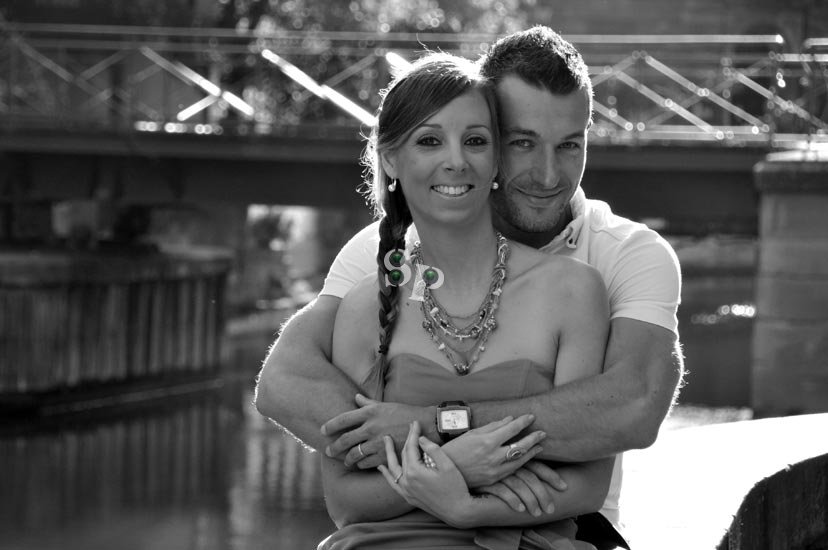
left=389, top=251, right=404, bottom=266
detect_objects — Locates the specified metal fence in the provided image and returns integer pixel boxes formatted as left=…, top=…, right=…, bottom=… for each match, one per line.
left=1, top=21, right=827, bottom=148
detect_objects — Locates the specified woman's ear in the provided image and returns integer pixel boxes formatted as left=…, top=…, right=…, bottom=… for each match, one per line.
left=380, top=152, right=397, bottom=179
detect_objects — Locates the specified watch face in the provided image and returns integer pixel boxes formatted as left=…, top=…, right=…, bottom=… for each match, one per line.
left=439, top=409, right=470, bottom=431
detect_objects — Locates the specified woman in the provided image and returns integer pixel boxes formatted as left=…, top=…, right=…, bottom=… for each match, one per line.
left=319, top=52, right=612, bottom=549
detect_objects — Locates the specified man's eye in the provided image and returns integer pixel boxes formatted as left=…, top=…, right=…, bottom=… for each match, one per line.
left=560, top=142, right=581, bottom=151
left=509, top=139, right=532, bottom=149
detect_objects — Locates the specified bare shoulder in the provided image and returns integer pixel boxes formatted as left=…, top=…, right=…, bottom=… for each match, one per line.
left=332, top=274, right=380, bottom=382
left=508, top=241, right=604, bottom=298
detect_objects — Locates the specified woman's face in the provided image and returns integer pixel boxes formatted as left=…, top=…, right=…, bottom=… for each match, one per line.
left=381, top=89, right=496, bottom=228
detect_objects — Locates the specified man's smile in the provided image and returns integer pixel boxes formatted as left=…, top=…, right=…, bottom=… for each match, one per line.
left=512, top=185, right=566, bottom=205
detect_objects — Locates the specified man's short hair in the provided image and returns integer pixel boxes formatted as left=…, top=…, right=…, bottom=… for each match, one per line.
left=480, top=25, right=593, bottom=110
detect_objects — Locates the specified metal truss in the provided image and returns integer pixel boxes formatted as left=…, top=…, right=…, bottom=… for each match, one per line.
left=1, top=21, right=826, bottom=149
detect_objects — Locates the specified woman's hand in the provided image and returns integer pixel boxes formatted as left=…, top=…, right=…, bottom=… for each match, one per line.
left=442, top=414, right=547, bottom=488
left=476, top=460, right=568, bottom=517
left=378, top=421, right=475, bottom=528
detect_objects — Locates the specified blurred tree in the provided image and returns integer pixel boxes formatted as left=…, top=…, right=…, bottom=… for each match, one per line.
left=211, top=0, right=538, bottom=129
left=214, top=0, right=535, bottom=35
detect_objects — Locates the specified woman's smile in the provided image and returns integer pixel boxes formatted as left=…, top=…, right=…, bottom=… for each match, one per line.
left=432, top=184, right=473, bottom=197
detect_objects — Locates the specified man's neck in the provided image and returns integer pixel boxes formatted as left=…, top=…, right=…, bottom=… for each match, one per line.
left=493, top=206, right=574, bottom=250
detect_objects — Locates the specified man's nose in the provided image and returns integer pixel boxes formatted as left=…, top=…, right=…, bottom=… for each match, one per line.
left=535, top=151, right=560, bottom=188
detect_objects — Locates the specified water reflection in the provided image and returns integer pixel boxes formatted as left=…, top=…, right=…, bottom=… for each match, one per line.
left=0, top=265, right=757, bottom=549
left=1, top=377, right=333, bottom=550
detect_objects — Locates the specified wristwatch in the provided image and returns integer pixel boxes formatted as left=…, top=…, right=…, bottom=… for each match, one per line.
left=436, top=401, right=472, bottom=443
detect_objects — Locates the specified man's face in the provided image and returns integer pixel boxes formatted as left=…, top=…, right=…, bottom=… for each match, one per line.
left=491, top=76, right=591, bottom=247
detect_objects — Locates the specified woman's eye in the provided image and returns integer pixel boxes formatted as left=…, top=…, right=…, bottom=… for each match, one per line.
left=466, top=136, right=489, bottom=146
left=509, top=139, right=532, bottom=149
left=416, top=136, right=440, bottom=146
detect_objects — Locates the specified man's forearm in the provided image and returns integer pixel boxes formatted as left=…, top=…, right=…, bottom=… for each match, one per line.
left=457, top=458, right=613, bottom=528
left=472, top=320, right=683, bottom=462
left=471, top=371, right=641, bottom=462
left=321, top=456, right=414, bottom=527
left=254, top=296, right=360, bottom=452
left=256, top=351, right=360, bottom=451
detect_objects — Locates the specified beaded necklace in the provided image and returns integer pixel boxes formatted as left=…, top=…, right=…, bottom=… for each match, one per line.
left=412, top=233, right=509, bottom=375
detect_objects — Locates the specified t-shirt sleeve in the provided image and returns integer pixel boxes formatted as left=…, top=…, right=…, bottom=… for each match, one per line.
left=319, top=221, right=381, bottom=298
left=607, top=231, right=682, bottom=335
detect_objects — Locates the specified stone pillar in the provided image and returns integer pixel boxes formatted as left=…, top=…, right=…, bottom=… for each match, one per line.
left=751, top=148, right=828, bottom=416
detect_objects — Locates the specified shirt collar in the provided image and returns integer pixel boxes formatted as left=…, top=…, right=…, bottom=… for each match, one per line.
left=539, top=187, right=586, bottom=252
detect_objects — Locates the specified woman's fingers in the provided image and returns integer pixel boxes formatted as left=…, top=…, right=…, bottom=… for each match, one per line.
left=513, top=468, right=555, bottom=515
left=501, top=475, right=543, bottom=517
left=401, top=421, right=423, bottom=470
left=418, top=436, right=454, bottom=471
left=476, top=483, right=526, bottom=513
left=524, top=460, right=568, bottom=492
left=508, top=430, right=547, bottom=458
left=489, top=414, right=535, bottom=444
left=469, top=415, right=515, bottom=434
left=384, top=435, right=401, bottom=470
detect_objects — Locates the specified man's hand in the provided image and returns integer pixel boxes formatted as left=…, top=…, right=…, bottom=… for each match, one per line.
left=475, top=461, right=568, bottom=516
left=322, top=394, right=437, bottom=469
left=441, top=415, right=546, bottom=488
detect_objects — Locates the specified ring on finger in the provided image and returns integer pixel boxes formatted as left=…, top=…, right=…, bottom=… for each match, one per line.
left=423, top=452, right=437, bottom=470
left=505, top=443, right=525, bottom=461
left=393, top=471, right=403, bottom=484
left=356, top=443, right=366, bottom=460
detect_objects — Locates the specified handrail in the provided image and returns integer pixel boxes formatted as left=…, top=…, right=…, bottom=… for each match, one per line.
left=1, top=23, right=825, bottom=148
left=1, top=22, right=786, bottom=46
left=803, top=37, right=828, bottom=50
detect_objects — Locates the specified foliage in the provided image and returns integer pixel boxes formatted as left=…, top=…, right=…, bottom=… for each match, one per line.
left=215, top=0, right=536, bottom=35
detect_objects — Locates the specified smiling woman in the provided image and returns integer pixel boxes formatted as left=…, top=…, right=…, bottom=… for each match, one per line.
left=379, top=89, right=497, bottom=229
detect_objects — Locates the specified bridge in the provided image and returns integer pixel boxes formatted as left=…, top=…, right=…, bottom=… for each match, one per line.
left=1, top=22, right=828, bottom=233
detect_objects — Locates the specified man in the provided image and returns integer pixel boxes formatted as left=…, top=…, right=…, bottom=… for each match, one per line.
left=256, top=26, right=682, bottom=548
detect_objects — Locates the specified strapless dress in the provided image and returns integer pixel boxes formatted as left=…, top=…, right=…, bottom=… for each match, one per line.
left=318, top=355, right=596, bottom=550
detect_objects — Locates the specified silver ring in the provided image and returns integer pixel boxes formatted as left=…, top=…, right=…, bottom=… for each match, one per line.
left=505, top=443, right=525, bottom=461
left=393, top=471, right=403, bottom=484
left=423, top=453, right=437, bottom=469
left=356, top=443, right=365, bottom=460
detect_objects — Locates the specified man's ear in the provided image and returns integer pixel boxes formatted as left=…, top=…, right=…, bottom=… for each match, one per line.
left=380, top=152, right=397, bottom=179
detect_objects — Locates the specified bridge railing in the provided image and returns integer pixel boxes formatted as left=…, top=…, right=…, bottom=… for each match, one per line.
left=1, top=21, right=826, bottom=148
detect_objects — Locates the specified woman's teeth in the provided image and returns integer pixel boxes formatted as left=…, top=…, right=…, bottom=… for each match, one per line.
left=433, top=185, right=471, bottom=196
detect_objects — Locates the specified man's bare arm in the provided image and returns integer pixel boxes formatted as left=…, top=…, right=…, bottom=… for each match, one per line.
left=472, top=318, right=684, bottom=461
left=254, top=295, right=360, bottom=452
left=325, top=318, right=682, bottom=464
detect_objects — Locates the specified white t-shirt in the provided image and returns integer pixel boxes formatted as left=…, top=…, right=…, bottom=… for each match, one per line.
left=320, top=188, right=682, bottom=530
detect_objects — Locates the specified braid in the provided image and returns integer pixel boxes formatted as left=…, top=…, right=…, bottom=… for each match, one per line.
left=362, top=186, right=412, bottom=400
left=357, top=51, right=487, bottom=398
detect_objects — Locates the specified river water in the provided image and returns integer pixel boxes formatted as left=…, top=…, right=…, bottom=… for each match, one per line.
left=1, top=260, right=756, bottom=550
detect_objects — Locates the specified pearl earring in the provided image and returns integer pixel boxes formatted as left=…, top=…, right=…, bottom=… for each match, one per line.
left=491, top=181, right=499, bottom=190
left=389, top=179, right=398, bottom=192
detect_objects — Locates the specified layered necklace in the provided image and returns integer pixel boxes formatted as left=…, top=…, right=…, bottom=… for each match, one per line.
left=411, top=233, right=509, bottom=375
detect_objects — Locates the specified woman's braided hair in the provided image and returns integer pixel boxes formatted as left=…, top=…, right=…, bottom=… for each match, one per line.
left=359, top=52, right=498, bottom=399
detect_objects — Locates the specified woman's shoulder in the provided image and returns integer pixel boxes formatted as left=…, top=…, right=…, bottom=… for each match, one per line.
left=508, top=240, right=596, bottom=278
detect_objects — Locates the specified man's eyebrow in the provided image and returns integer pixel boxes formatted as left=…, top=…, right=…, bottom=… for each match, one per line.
left=503, top=127, right=539, bottom=137
left=504, top=128, right=586, bottom=140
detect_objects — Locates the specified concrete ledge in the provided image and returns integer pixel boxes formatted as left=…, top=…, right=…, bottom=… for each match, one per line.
left=621, top=413, right=828, bottom=549
left=720, top=453, right=828, bottom=549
